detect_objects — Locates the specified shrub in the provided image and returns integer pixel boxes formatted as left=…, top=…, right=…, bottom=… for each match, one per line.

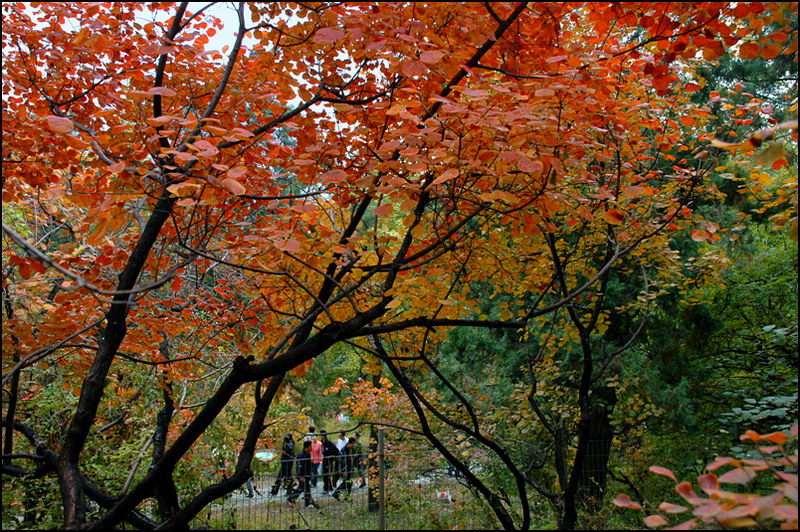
left=614, top=425, right=798, bottom=530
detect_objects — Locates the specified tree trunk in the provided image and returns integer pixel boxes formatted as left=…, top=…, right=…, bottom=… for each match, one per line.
left=577, top=401, right=614, bottom=511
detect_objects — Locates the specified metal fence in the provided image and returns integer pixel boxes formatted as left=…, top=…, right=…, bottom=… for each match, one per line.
left=190, top=438, right=498, bottom=530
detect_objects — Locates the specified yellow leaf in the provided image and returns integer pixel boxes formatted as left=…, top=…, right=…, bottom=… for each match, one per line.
left=167, top=182, right=202, bottom=197
left=755, top=142, right=785, bottom=167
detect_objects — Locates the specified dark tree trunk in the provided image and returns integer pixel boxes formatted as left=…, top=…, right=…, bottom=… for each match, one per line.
left=577, top=401, right=615, bottom=511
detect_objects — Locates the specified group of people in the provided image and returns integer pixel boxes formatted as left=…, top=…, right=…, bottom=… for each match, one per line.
left=269, top=427, right=366, bottom=508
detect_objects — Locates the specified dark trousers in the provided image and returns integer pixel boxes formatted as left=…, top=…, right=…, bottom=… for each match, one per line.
left=287, top=477, right=312, bottom=505
left=332, top=473, right=352, bottom=499
left=322, top=457, right=337, bottom=490
left=271, top=460, right=293, bottom=493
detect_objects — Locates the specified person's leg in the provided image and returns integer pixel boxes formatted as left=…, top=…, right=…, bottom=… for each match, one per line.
left=271, top=469, right=282, bottom=495
left=303, top=479, right=315, bottom=507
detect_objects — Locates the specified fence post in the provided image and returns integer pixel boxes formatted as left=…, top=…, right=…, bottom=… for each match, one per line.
left=378, top=428, right=385, bottom=530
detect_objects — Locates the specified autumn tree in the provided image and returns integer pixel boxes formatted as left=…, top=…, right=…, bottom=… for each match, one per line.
left=2, top=2, right=797, bottom=530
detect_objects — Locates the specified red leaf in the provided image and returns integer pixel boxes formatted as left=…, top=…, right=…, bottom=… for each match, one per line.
left=697, top=473, right=720, bottom=493
left=46, top=116, right=74, bottom=134
left=373, top=204, right=393, bottom=218
left=227, top=166, right=247, bottom=179
left=419, top=50, right=443, bottom=64
left=652, top=75, right=672, bottom=91
left=658, top=501, right=689, bottom=514
left=650, top=465, right=677, bottom=481
left=676, top=482, right=704, bottom=505
left=706, top=457, right=737, bottom=471
left=644, top=514, right=669, bottom=528
left=717, top=467, right=755, bottom=485
left=148, top=86, right=177, bottom=97
left=613, top=494, right=643, bottom=509
left=315, top=28, right=345, bottom=43
left=275, top=238, right=301, bottom=253
left=321, top=169, right=348, bottom=183
left=669, top=518, right=698, bottom=530
left=221, top=178, right=246, bottom=196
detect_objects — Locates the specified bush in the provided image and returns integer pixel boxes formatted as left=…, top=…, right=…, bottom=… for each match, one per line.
left=614, top=425, right=798, bottom=530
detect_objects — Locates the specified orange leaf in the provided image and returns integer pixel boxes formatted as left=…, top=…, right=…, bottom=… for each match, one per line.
left=763, top=431, right=790, bottom=445
left=761, top=44, right=782, bottom=60
left=167, top=182, right=202, bottom=197
left=431, top=168, right=459, bottom=186
left=739, top=42, right=761, bottom=60
left=603, top=208, right=625, bottom=225
left=290, top=360, right=313, bottom=377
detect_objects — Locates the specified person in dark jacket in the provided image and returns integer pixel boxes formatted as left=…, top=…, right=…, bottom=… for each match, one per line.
left=320, top=431, right=340, bottom=492
left=270, top=433, right=295, bottom=495
left=287, top=439, right=317, bottom=508
left=332, top=437, right=357, bottom=500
